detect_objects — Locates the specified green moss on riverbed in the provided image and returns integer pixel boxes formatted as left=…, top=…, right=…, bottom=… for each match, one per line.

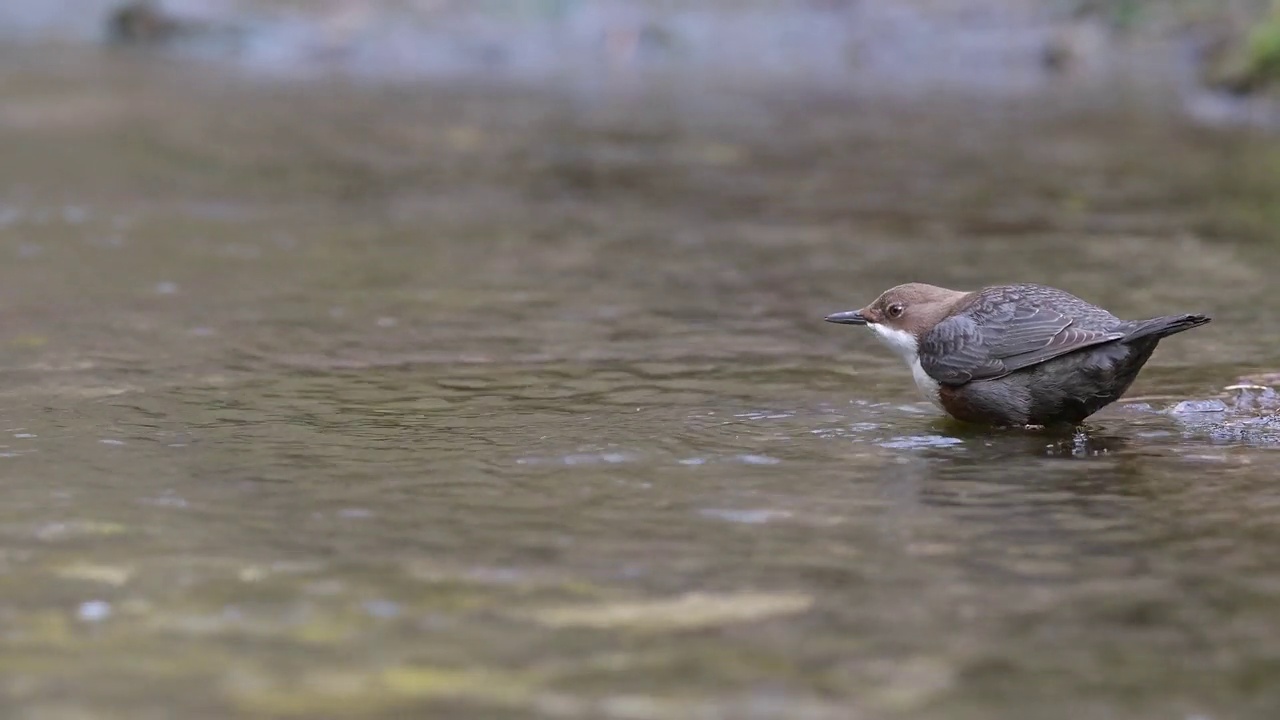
left=1197, top=0, right=1280, bottom=94
left=1244, top=8, right=1280, bottom=83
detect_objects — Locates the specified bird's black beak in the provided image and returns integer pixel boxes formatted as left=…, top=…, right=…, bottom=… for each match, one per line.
left=824, top=310, right=867, bottom=326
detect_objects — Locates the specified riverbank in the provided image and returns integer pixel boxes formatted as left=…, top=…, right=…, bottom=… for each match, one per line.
left=3, top=1, right=1280, bottom=131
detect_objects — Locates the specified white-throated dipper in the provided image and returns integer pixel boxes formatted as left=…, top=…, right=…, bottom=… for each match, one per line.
left=825, top=282, right=1211, bottom=427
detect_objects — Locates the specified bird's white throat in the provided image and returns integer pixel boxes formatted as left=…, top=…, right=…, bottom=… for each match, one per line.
left=867, top=322, right=918, bottom=362
left=867, top=323, right=944, bottom=411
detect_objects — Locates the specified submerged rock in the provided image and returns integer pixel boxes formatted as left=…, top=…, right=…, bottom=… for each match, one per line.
left=1042, top=16, right=1111, bottom=76
left=1171, top=399, right=1228, bottom=414
left=521, top=591, right=813, bottom=631
left=1223, top=383, right=1280, bottom=413
left=106, top=1, right=184, bottom=45
left=105, top=1, right=240, bottom=48
left=1163, top=378, right=1280, bottom=417
left=1157, top=379, right=1280, bottom=445
left=1206, top=412, right=1280, bottom=444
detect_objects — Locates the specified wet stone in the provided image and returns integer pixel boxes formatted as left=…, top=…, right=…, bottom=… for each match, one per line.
left=1155, top=384, right=1280, bottom=445
left=1224, top=384, right=1280, bottom=413
left=1171, top=399, right=1228, bottom=414
left=1207, top=416, right=1280, bottom=445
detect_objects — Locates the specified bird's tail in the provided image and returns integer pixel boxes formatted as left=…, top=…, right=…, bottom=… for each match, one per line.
left=1123, top=313, right=1211, bottom=342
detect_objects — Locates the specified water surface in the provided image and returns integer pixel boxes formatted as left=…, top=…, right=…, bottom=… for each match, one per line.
left=0, top=46, right=1278, bottom=720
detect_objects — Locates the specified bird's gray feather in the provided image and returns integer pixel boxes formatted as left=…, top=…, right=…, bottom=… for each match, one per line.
left=919, top=284, right=1126, bottom=385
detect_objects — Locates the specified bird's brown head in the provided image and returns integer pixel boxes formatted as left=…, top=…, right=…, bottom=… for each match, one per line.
left=825, top=282, right=971, bottom=340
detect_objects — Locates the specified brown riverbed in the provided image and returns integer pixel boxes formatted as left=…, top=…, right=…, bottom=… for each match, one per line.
left=0, top=41, right=1279, bottom=720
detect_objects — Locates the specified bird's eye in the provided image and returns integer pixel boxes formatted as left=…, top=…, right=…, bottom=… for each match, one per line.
left=887, top=303, right=905, bottom=319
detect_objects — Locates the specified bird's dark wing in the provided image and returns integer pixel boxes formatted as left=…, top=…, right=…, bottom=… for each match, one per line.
left=919, top=303, right=1125, bottom=385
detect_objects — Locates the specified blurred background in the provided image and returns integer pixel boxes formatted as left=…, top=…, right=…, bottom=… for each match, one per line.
left=2, top=1, right=1280, bottom=719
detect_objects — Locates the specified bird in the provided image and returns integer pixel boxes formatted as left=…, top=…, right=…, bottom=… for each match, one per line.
left=824, top=282, right=1211, bottom=427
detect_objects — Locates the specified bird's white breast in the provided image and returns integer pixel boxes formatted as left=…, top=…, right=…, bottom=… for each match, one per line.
left=868, top=323, right=944, bottom=411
